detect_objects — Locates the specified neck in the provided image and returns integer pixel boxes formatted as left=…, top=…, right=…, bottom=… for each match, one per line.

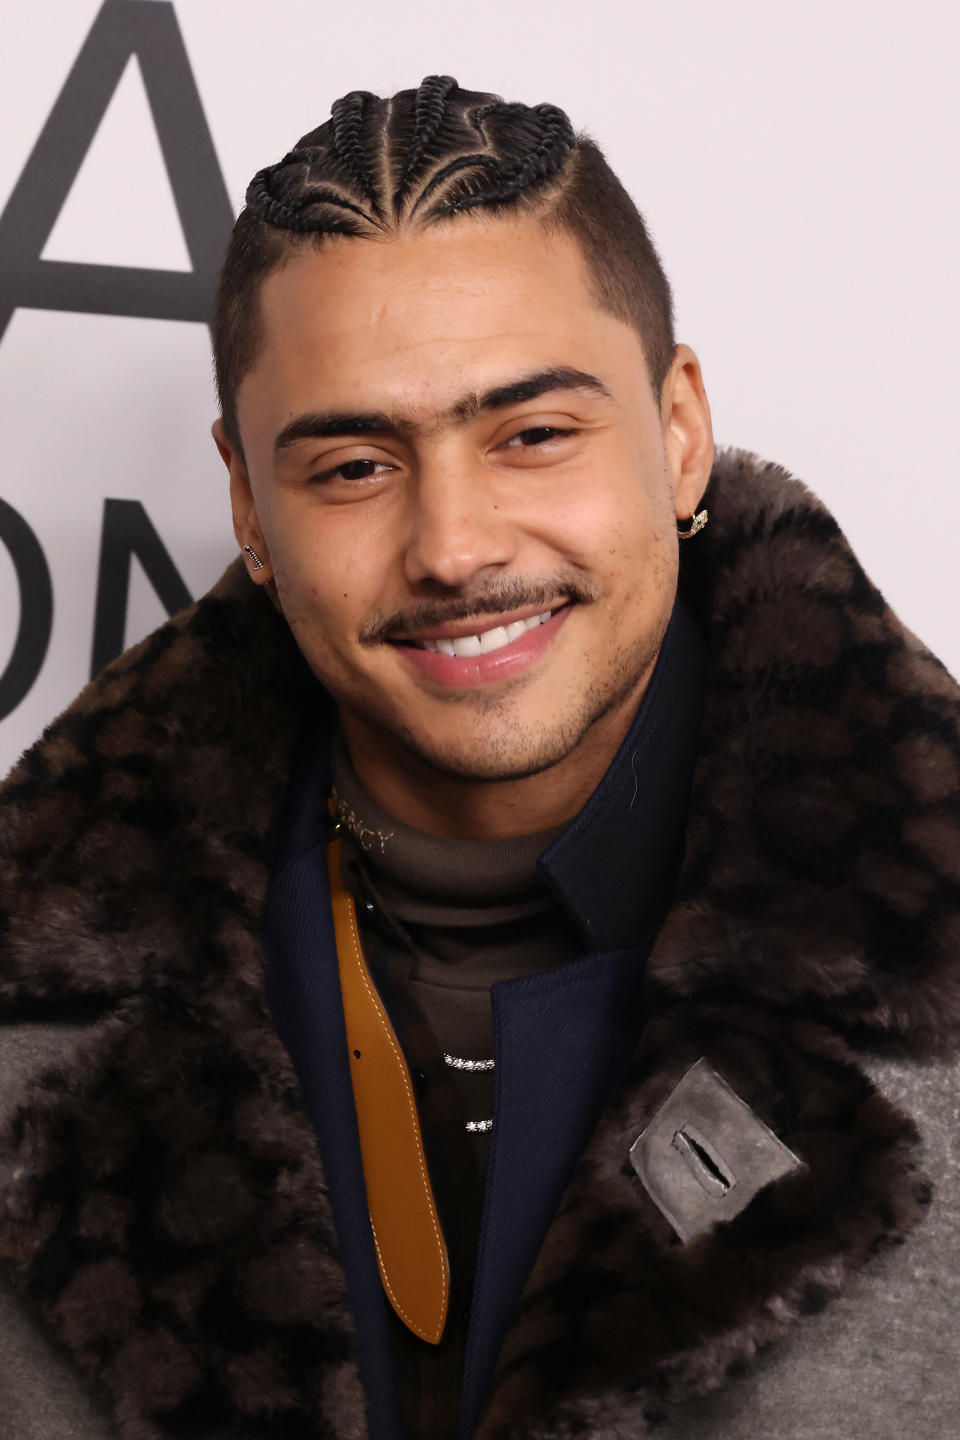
left=338, top=671, right=655, bottom=842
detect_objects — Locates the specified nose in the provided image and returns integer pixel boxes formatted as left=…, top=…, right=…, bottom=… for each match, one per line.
left=403, top=461, right=517, bottom=590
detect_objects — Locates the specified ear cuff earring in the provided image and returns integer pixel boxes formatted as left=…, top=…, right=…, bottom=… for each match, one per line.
left=677, top=509, right=709, bottom=540
left=243, top=544, right=264, bottom=571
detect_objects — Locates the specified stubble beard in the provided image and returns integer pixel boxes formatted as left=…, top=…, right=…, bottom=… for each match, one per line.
left=352, top=617, right=668, bottom=786
left=277, top=536, right=677, bottom=787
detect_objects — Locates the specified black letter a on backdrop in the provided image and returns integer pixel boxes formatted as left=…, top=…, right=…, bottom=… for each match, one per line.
left=0, top=0, right=234, bottom=340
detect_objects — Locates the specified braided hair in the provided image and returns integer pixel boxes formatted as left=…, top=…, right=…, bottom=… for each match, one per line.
left=214, top=77, right=675, bottom=449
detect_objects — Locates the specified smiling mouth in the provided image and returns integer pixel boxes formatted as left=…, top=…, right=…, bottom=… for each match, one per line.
left=395, top=606, right=565, bottom=658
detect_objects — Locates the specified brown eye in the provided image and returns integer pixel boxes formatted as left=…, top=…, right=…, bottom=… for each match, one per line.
left=311, top=458, right=393, bottom=484
left=339, top=459, right=382, bottom=480
left=504, top=426, right=565, bottom=448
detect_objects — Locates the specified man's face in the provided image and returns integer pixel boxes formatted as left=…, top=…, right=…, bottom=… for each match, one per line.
left=224, top=215, right=710, bottom=790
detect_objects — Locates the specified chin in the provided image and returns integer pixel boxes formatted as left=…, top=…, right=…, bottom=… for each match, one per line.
left=399, top=698, right=615, bottom=785
left=350, top=645, right=657, bottom=786
left=409, top=741, right=576, bottom=785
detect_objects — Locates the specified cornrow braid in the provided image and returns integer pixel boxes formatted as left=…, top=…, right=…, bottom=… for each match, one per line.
left=441, top=102, right=576, bottom=213
left=395, top=73, right=459, bottom=208
left=245, top=149, right=374, bottom=233
left=511, top=104, right=577, bottom=187
left=409, top=152, right=503, bottom=220
left=213, top=76, right=677, bottom=450
left=329, top=90, right=381, bottom=214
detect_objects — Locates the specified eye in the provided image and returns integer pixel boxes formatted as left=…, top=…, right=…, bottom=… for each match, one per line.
left=501, top=426, right=573, bottom=449
left=311, top=457, right=394, bottom=484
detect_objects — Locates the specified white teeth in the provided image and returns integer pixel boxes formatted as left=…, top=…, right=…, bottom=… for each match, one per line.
left=478, top=626, right=510, bottom=654
left=415, top=608, right=557, bottom=657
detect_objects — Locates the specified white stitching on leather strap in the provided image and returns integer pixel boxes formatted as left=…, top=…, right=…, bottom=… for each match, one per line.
left=342, top=888, right=448, bottom=1338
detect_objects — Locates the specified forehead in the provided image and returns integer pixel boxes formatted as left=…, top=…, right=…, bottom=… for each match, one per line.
left=242, top=216, right=642, bottom=427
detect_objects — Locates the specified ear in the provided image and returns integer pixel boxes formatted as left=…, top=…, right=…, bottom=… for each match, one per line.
left=211, top=417, right=274, bottom=585
left=660, top=344, right=714, bottom=520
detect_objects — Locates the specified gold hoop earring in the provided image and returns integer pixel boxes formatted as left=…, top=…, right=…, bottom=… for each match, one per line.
left=677, top=509, right=708, bottom=540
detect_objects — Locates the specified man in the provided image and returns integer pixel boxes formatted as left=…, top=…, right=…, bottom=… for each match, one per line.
left=1, top=75, right=959, bottom=1440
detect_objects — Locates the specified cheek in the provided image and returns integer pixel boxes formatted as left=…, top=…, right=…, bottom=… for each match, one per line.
left=589, top=489, right=678, bottom=624
left=270, top=535, right=356, bottom=654
left=536, top=468, right=670, bottom=576
left=270, top=512, right=404, bottom=678
left=272, top=507, right=358, bottom=598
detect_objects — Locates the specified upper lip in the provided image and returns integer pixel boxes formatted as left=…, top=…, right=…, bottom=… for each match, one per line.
left=390, top=601, right=567, bottom=644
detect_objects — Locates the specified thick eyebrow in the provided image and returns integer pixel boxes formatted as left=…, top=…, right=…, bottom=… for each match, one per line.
left=272, top=366, right=613, bottom=458
left=273, top=410, right=398, bottom=456
left=455, top=366, right=613, bottom=421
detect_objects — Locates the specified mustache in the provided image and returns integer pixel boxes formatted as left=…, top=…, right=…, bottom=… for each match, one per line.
left=360, top=574, right=602, bottom=645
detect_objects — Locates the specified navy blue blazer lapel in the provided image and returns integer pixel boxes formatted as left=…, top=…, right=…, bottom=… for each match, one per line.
left=459, top=943, right=649, bottom=1438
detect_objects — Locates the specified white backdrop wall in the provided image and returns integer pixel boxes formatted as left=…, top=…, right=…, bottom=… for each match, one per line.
left=1, top=0, right=957, bottom=776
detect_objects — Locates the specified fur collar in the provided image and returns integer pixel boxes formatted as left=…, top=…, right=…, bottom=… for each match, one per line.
left=0, top=447, right=958, bottom=1438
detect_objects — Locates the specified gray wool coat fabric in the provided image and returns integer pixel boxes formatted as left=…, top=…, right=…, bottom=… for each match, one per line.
left=1, top=446, right=960, bottom=1439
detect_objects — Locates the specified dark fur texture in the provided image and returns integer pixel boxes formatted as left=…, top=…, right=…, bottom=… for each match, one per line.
left=0, top=448, right=958, bottom=1439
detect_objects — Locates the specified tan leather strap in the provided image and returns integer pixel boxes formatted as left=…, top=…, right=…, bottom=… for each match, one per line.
left=326, top=835, right=449, bottom=1344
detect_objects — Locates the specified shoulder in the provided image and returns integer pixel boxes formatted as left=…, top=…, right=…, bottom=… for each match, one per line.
left=661, top=1048, right=960, bottom=1440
